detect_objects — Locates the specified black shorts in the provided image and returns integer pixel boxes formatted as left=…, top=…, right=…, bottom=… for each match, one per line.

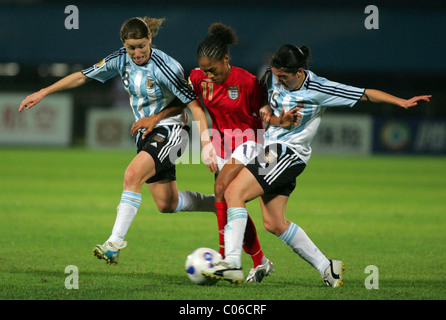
left=246, top=143, right=306, bottom=197
left=136, top=125, right=189, bottom=183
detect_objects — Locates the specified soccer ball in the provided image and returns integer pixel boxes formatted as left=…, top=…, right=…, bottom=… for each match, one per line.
left=185, top=247, right=222, bottom=285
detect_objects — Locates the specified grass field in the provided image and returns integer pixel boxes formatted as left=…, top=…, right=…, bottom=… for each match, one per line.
left=1, top=148, right=445, bottom=303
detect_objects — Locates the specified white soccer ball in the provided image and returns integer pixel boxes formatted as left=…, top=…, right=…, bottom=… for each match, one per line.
left=185, top=247, right=222, bottom=285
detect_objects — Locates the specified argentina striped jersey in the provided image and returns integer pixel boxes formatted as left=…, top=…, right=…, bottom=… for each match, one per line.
left=82, top=47, right=196, bottom=127
left=264, top=69, right=365, bottom=163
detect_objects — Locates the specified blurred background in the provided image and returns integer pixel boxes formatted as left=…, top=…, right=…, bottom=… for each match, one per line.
left=1, top=0, right=445, bottom=155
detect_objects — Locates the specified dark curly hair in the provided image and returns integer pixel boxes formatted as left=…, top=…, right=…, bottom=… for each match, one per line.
left=196, top=23, right=238, bottom=61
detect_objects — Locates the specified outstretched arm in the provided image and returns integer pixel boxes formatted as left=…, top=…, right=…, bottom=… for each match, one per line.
left=361, top=89, right=431, bottom=109
left=19, top=71, right=90, bottom=112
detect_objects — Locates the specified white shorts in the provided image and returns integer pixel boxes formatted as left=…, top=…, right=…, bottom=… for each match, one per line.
left=216, top=141, right=263, bottom=173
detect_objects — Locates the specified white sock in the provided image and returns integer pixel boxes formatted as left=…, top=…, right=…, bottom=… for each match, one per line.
left=224, top=207, right=248, bottom=269
left=107, top=191, right=141, bottom=243
left=279, top=222, right=330, bottom=275
left=173, top=190, right=215, bottom=213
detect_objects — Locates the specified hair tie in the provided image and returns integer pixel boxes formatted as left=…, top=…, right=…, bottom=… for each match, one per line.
left=137, top=17, right=151, bottom=34
left=296, top=46, right=303, bottom=56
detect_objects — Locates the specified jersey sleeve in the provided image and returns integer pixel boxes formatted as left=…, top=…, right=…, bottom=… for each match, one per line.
left=81, top=48, right=125, bottom=83
left=259, top=68, right=271, bottom=88
left=187, top=70, right=207, bottom=111
left=262, top=68, right=274, bottom=96
left=188, top=69, right=202, bottom=97
left=306, top=75, right=365, bottom=108
left=152, top=52, right=196, bottom=104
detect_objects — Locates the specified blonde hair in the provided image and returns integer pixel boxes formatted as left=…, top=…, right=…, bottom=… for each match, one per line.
left=120, top=17, right=165, bottom=42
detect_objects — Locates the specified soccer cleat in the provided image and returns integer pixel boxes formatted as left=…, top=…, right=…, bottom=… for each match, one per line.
left=201, top=260, right=244, bottom=284
left=322, top=259, right=345, bottom=287
left=245, top=259, right=275, bottom=283
left=93, top=241, right=127, bottom=265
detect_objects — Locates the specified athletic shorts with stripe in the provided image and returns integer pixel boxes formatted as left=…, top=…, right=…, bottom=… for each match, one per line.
left=245, top=143, right=306, bottom=197
left=136, top=124, right=189, bottom=183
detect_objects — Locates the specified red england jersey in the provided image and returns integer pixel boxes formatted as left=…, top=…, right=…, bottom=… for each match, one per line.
left=189, top=66, right=265, bottom=158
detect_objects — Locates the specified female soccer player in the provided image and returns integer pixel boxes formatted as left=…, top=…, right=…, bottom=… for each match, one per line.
left=188, top=24, right=298, bottom=283
left=202, top=44, right=431, bottom=286
left=19, top=17, right=215, bottom=265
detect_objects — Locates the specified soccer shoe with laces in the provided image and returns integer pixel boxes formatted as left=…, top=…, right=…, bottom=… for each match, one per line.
left=93, top=241, right=127, bottom=265
left=245, top=259, right=275, bottom=283
left=322, top=259, right=345, bottom=287
left=201, top=260, right=244, bottom=284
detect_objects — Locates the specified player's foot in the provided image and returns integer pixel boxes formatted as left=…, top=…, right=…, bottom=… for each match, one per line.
left=322, top=259, right=345, bottom=287
left=201, top=260, right=244, bottom=284
left=246, top=259, right=275, bottom=283
left=93, top=241, right=127, bottom=265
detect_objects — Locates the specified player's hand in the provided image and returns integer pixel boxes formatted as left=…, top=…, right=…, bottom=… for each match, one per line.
left=202, top=142, right=218, bottom=173
left=131, top=116, right=158, bottom=139
left=278, top=108, right=301, bottom=128
left=259, top=105, right=272, bottom=124
left=400, top=95, right=432, bottom=109
left=19, top=90, right=45, bottom=112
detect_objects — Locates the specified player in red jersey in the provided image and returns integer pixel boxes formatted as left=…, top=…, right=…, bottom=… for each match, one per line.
left=188, top=23, right=281, bottom=283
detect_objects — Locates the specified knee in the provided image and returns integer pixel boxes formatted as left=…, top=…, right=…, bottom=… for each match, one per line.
left=226, top=178, right=256, bottom=203
left=123, top=167, right=141, bottom=189
left=214, top=180, right=228, bottom=201
left=223, top=183, right=237, bottom=203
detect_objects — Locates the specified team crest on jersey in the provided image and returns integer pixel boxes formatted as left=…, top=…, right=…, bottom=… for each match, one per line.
left=94, top=59, right=105, bottom=70
left=264, top=150, right=277, bottom=163
left=153, top=133, right=166, bottom=143
left=228, top=86, right=239, bottom=100
left=146, top=75, right=155, bottom=89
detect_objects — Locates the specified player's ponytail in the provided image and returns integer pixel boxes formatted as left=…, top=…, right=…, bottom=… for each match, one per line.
left=197, top=23, right=237, bottom=61
left=298, top=45, right=311, bottom=67
left=208, top=23, right=238, bottom=46
left=271, top=44, right=312, bottom=73
left=142, top=17, right=165, bottom=38
left=120, top=17, right=165, bottom=42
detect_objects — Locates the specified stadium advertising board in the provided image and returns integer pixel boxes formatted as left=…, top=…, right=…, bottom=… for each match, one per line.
left=312, top=114, right=373, bottom=155
left=0, top=93, right=73, bottom=146
left=373, top=118, right=446, bottom=154
left=86, top=109, right=135, bottom=149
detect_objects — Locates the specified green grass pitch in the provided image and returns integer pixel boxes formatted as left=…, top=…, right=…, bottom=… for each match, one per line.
left=0, top=148, right=445, bottom=301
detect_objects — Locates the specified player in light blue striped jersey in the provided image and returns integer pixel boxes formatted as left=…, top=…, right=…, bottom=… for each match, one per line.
left=202, top=44, right=431, bottom=286
left=19, top=17, right=216, bottom=265
left=262, top=63, right=365, bottom=164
